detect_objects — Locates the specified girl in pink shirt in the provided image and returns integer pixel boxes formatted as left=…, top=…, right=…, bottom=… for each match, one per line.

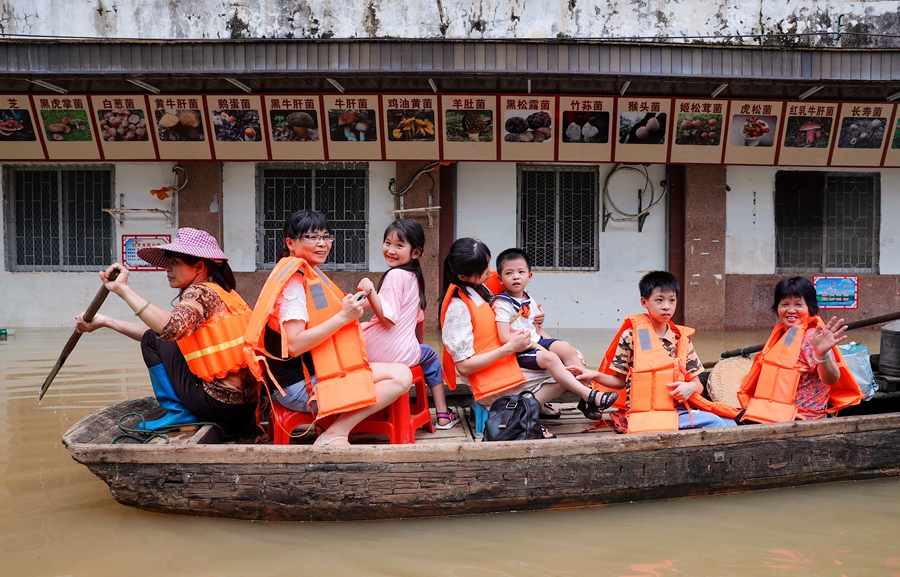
left=360, top=220, right=458, bottom=429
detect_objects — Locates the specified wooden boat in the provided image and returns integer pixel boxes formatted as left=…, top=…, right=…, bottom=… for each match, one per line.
left=62, top=394, right=900, bottom=522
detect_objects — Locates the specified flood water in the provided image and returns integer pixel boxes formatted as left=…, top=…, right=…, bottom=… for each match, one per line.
left=3, top=327, right=900, bottom=577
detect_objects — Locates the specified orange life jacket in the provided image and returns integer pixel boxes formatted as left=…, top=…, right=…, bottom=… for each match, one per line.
left=738, top=316, right=862, bottom=423
left=596, top=314, right=739, bottom=433
left=175, top=282, right=252, bottom=382
left=243, top=257, right=377, bottom=420
left=439, top=283, right=525, bottom=402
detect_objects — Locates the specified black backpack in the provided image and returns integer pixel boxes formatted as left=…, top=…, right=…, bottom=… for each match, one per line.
left=482, top=392, right=546, bottom=441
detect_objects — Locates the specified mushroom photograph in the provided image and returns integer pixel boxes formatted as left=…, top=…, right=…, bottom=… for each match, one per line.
left=783, top=115, right=832, bottom=148
left=96, top=109, right=149, bottom=142
left=503, top=110, right=552, bottom=143
left=619, top=112, right=667, bottom=145
left=729, top=114, right=777, bottom=147
left=387, top=109, right=435, bottom=141
left=445, top=109, right=493, bottom=142
left=327, top=109, right=378, bottom=142
left=270, top=110, right=319, bottom=142
left=837, top=116, right=887, bottom=149
left=0, top=109, right=36, bottom=141
left=40, top=109, right=92, bottom=142
left=211, top=109, right=262, bottom=142
left=893, top=119, right=900, bottom=150
left=154, top=109, right=206, bottom=142
left=674, top=113, right=722, bottom=146
left=561, top=111, right=609, bottom=144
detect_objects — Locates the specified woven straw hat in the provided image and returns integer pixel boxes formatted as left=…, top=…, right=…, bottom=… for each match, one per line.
left=137, top=227, right=227, bottom=268
left=707, top=356, right=753, bottom=408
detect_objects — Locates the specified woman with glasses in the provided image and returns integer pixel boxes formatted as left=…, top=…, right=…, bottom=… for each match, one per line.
left=244, top=210, right=411, bottom=446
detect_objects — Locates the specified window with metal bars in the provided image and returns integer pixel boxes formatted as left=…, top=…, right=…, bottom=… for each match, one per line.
left=774, top=171, right=880, bottom=274
left=517, top=165, right=599, bottom=270
left=256, top=163, right=368, bottom=270
left=4, top=166, right=115, bottom=272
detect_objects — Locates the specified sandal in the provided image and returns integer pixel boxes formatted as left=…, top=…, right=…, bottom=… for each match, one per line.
left=539, top=402, right=561, bottom=420
left=540, top=425, right=556, bottom=439
left=435, top=412, right=461, bottom=430
left=314, top=434, right=350, bottom=447
left=578, top=390, right=618, bottom=421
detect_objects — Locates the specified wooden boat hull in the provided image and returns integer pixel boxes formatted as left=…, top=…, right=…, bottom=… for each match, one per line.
left=63, top=398, right=900, bottom=522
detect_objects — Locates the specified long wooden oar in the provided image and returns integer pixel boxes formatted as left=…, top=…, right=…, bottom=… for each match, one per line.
left=717, top=310, right=900, bottom=362
left=38, top=269, right=119, bottom=401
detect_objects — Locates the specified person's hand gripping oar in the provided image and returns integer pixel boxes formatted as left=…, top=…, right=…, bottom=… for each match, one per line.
left=38, top=268, right=120, bottom=401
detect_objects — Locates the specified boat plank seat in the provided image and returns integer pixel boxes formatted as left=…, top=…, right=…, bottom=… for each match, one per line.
left=268, top=364, right=435, bottom=445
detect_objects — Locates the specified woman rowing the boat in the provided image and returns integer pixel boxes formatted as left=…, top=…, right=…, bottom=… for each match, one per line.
left=738, top=276, right=863, bottom=423
left=75, top=228, right=257, bottom=434
left=243, top=210, right=411, bottom=447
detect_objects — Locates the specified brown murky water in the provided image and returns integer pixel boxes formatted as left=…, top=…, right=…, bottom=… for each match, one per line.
left=3, top=328, right=900, bottom=577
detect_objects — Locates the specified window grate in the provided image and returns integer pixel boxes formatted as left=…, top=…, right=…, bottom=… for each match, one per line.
left=5, top=166, right=114, bottom=272
left=775, top=171, right=880, bottom=274
left=517, top=165, right=599, bottom=270
left=257, top=163, right=368, bottom=270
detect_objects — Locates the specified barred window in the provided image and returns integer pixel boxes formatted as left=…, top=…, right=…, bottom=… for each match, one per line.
left=775, top=171, right=880, bottom=274
left=4, top=166, right=115, bottom=272
left=256, top=163, right=368, bottom=270
left=517, top=165, right=599, bottom=270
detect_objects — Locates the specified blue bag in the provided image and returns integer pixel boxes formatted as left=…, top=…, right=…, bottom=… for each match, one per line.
left=837, top=342, right=877, bottom=401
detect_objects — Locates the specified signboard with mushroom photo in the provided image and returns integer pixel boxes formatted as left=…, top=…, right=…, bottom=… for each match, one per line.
left=669, top=99, right=728, bottom=164
left=613, top=98, right=672, bottom=164
left=151, top=95, right=212, bottom=160
left=33, top=95, right=101, bottom=160
left=499, top=95, right=556, bottom=162
left=382, top=95, right=439, bottom=160
left=264, top=95, right=325, bottom=161
left=829, top=102, right=894, bottom=168
left=723, top=100, right=783, bottom=166
left=441, top=95, right=498, bottom=161
left=557, top=96, right=613, bottom=163
left=776, top=102, right=838, bottom=166
left=205, top=95, right=269, bottom=161
left=0, top=95, right=45, bottom=160
left=323, top=95, right=382, bottom=161
left=881, top=107, right=900, bottom=168
left=89, top=95, right=156, bottom=160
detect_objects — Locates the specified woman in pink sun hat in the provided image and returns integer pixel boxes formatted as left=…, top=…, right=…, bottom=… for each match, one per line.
left=75, top=227, right=258, bottom=435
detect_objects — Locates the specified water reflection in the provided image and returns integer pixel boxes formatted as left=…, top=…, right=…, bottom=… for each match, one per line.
left=1, top=328, right=897, bottom=577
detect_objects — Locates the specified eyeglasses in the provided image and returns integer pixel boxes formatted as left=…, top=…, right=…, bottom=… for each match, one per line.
left=299, top=234, right=335, bottom=243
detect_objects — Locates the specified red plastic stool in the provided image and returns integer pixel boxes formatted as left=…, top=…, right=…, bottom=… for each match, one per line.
left=268, top=398, right=318, bottom=445
left=408, top=365, right=436, bottom=441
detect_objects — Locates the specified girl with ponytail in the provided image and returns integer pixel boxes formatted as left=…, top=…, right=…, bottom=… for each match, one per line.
left=360, top=219, right=459, bottom=429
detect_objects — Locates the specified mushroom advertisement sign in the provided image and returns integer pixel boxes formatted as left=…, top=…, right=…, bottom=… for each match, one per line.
left=830, top=102, right=894, bottom=167
left=557, top=96, right=614, bottom=163
left=89, top=95, right=157, bottom=160
left=441, top=95, right=498, bottom=161
left=205, top=95, right=269, bottom=161
left=151, top=95, right=213, bottom=160
left=776, top=102, right=838, bottom=166
left=613, top=98, right=672, bottom=164
left=264, top=95, right=325, bottom=161
left=881, top=105, right=900, bottom=168
left=500, top=95, right=556, bottom=162
left=670, top=99, right=728, bottom=164
left=322, top=94, right=382, bottom=161
left=382, top=95, right=439, bottom=160
left=0, top=95, right=44, bottom=160
left=723, top=100, right=783, bottom=166
left=33, top=95, right=101, bottom=160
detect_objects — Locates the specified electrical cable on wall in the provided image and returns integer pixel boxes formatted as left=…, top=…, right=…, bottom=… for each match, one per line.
left=602, top=164, right=666, bottom=232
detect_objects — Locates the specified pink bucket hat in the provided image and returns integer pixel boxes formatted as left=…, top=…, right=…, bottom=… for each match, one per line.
left=137, top=227, right=228, bottom=268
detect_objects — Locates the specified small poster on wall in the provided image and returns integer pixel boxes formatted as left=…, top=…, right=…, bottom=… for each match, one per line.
left=557, top=95, right=613, bottom=163
left=382, top=94, right=439, bottom=160
left=613, top=97, right=672, bottom=164
left=830, top=102, right=895, bottom=167
left=322, top=94, right=382, bottom=161
left=723, top=100, right=782, bottom=166
left=122, top=235, right=171, bottom=271
left=813, top=275, right=858, bottom=310
left=33, top=94, right=101, bottom=160
left=669, top=99, right=728, bottom=164
left=90, top=95, right=157, bottom=160
left=151, top=95, right=213, bottom=160
left=441, top=94, right=498, bottom=161
left=0, top=95, right=44, bottom=160
left=499, top=95, right=556, bottom=162
left=776, top=102, right=839, bottom=166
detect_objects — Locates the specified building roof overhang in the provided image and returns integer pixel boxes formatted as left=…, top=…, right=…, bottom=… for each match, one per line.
left=2, top=38, right=899, bottom=101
